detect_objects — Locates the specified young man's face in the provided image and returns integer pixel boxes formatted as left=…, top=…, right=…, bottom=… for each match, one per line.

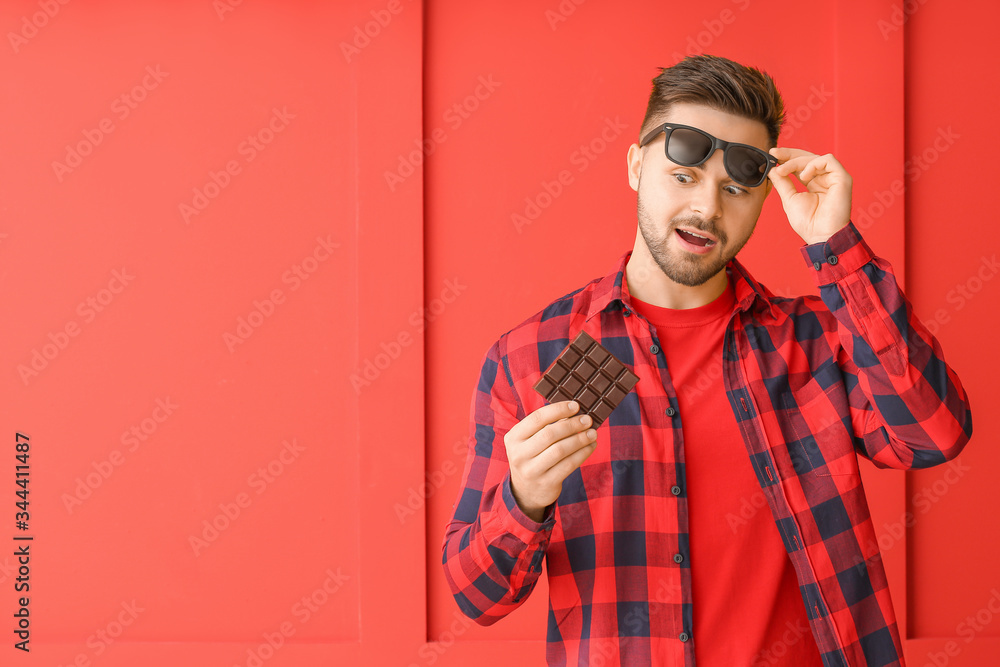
left=626, top=102, right=773, bottom=287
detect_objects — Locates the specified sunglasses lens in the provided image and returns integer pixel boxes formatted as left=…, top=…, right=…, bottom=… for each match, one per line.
left=726, top=146, right=768, bottom=186
left=666, top=128, right=713, bottom=165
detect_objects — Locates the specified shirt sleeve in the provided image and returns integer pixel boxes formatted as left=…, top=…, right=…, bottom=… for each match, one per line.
left=441, top=336, right=556, bottom=625
left=799, top=220, right=973, bottom=469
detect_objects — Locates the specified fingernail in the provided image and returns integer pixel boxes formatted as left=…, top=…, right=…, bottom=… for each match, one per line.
left=568, top=401, right=578, bottom=411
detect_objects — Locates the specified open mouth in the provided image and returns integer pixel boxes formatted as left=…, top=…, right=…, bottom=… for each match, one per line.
left=676, top=228, right=716, bottom=248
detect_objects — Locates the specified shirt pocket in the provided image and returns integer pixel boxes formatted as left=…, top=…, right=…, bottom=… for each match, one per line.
left=788, top=364, right=859, bottom=477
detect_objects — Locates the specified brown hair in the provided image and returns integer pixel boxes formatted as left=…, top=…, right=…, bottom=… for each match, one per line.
left=639, top=54, right=785, bottom=147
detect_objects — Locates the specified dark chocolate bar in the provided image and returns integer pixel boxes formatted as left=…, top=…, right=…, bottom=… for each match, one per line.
left=533, top=330, right=639, bottom=428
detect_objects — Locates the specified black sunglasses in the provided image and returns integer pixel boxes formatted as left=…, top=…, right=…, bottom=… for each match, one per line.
left=639, top=122, right=778, bottom=188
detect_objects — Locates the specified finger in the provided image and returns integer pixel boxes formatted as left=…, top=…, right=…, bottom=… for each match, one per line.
left=767, top=165, right=800, bottom=203
left=512, top=406, right=592, bottom=465
left=791, top=159, right=830, bottom=188
left=542, top=437, right=599, bottom=486
left=531, top=422, right=598, bottom=473
left=799, top=153, right=845, bottom=184
left=769, top=146, right=816, bottom=164
left=507, top=400, right=579, bottom=446
left=522, top=411, right=595, bottom=465
left=772, top=155, right=813, bottom=179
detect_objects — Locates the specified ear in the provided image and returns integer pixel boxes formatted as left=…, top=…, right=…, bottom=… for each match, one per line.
left=627, top=143, right=643, bottom=192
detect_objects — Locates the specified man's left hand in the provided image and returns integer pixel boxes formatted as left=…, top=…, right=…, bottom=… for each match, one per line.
left=767, top=147, right=852, bottom=245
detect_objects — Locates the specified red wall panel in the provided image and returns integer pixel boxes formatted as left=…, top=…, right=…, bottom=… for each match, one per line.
left=0, top=0, right=382, bottom=664
left=422, top=0, right=902, bottom=655
left=904, top=0, right=1000, bottom=663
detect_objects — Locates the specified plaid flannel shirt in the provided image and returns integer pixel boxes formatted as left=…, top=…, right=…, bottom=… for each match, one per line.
left=442, top=221, right=973, bottom=666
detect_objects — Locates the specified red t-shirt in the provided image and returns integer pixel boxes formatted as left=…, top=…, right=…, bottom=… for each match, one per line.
left=629, top=269, right=824, bottom=666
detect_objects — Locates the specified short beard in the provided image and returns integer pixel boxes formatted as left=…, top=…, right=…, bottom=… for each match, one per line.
left=636, top=193, right=752, bottom=287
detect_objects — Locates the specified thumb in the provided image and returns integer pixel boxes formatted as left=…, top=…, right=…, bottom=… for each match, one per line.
left=767, top=168, right=798, bottom=207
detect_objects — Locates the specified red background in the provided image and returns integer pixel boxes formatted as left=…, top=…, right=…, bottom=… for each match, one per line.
left=0, top=0, right=995, bottom=665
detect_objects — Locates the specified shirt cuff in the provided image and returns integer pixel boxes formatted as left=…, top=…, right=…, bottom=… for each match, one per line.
left=800, top=221, right=876, bottom=285
left=499, top=473, right=556, bottom=540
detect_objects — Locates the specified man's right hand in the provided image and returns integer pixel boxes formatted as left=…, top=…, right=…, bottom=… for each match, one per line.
left=503, top=400, right=598, bottom=523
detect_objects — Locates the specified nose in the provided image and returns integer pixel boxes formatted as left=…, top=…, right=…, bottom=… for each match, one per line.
left=688, top=152, right=726, bottom=220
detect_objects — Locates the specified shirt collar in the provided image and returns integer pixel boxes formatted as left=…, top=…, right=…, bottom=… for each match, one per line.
left=584, top=249, right=778, bottom=323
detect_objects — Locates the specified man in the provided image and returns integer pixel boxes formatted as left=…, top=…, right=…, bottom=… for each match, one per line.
left=441, top=54, right=972, bottom=666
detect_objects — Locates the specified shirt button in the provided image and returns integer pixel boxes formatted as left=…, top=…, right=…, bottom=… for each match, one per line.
left=828, top=255, right=838, bottom=265
left=673, top=553, right=683, bottom=564
left=679, top=632, right=690, bottom=642
left=650, top=344, right=659, bottom=354
left=665, top=406, right=676, bottom=416
left=813, top=261, right=822, bottom=270
left=623, top=308, right=631, bottom=316
left=670, top=485, right=681, bottom=495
